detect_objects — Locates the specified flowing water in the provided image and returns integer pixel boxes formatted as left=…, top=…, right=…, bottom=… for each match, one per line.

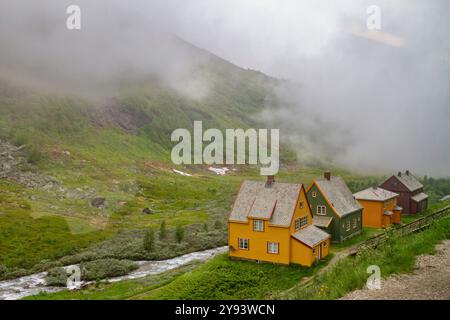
left=0, top=246, right=228, bottom=300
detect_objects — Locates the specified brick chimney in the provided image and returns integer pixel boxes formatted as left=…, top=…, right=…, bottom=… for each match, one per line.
left=398, top=171, right=402, bottom=177
left=324, top=172, right=331, bottom=181
left=406, top=170, right=410, bottom=176
left=266, top=175, right=275, bottom=187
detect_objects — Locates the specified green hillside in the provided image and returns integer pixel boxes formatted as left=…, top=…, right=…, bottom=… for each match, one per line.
left=0, top=40, right=284, bottom=279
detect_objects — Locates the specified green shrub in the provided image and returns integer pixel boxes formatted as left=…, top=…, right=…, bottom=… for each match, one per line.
left=175, top=225, right=184, bottom=243
left=214, top=220, right=223, bottom=230
left=0, top=265, right=8, bottom=277
left=143, top=229, right=155, bottom=252
left=26, top=146, right=42, bottom=164
left=12, top=135, right=26, bottom=147
left=81, top=259, right=138, bottom=281
left=159, top=220, right=167, bottom=240
left=45, top=267, right=68, bottom=287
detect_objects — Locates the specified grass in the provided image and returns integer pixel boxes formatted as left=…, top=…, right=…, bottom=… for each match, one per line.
left=331, top=227, right=383, bottom=252
left=27, top=254, right=331, bottom=300
left=0, top=199, right=111, bottom=273
left=141, top=254, right=331, bottom=300
left=286, top=215, right=450, bottom=300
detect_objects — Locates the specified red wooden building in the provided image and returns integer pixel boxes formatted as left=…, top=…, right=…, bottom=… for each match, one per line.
left=380, top=170, right=428, bottom=214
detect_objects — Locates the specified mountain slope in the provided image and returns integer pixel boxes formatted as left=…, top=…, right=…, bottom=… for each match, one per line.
left=0, top=36, right=281, bottom=278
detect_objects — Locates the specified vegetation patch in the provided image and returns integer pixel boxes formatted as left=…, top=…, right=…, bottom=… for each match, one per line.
left=287, top=216, right=450, bottom=300
left=26, top=261, right=201, bottom=300
left=0, top=187, right=111, bottom=280
left=138, top=254, right=331, bottom=300
left=45, top=259, right=138, bottom=286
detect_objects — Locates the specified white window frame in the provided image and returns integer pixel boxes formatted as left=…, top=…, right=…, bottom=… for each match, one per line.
left=316, top=205, right=326, bottom=216
left=238, top=238, right=249, bottom=250
left=295, top=216, right=308, bottom=231
left=267, top=242, right=279, bottom=254
left=253, top=219, right=264, bottom=232
left=300, top=216, right=308, bottom=228
left=312, top=191, right=317, bottom=198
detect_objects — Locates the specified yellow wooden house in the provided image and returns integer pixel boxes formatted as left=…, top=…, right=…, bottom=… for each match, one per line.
left=353, top=187, right=403, bottom=228
left=228, top=176, right=330, bottom=267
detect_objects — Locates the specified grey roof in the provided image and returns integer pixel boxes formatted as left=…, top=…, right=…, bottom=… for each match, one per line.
left=394, top=205, right=403, bottom=211
left=314, top=177, right=362, bottom=217
left=292, top=225, right=330, bottom=248
left=383, top=210, right=394, bottom=216
left=411, top=192, right=428, bottom=202
left=229, top=180, right=302, bottom=227
left=354, top=187, right=398, bottom=202
left=313, top=216, right=333, bottom=228
left=390, top=172, right=423, bottom=192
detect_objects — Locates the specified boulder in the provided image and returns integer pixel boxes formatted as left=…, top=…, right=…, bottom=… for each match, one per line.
left=142, top=208, right=154, bottom=215
left=91, top=197, right=106, bottom=208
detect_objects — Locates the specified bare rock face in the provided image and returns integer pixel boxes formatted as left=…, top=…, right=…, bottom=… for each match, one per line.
left=91, top=197, right=106, bottom=208
left=96, top=103, right=152, bottom=135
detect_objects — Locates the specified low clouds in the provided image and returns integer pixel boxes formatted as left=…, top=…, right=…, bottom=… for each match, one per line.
left=0, top=0, right=213, bottom=97
left=162, top=0, right=450, bottom=176
left=0, top=0, right=449, bottom=175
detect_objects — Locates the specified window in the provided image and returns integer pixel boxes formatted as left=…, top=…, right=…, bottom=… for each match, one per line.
left=300, top=216, right=308, bottom=228
left=267, top=242, right=279, bottom=254
left=346, top=221, right=351, bottom=231
left=323, top=241, right=327, bottom=247
left=238, top=238, right=249, bottom=250
left=299, top=201, right=304, bottom=209
left=352, top=218, right=357, bottom=229
left=295, top=216, right=308, bottom=230
left=312, top=191, right=317, bottom=198
left=253, top=219, right=264, bottom=232
left=316, top=205, right=326, bottom=216
left=295, top=218, right=301, bottom=230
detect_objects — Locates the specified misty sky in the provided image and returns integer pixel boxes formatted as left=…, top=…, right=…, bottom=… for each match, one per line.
left=0, top=0, right=449, bottom=176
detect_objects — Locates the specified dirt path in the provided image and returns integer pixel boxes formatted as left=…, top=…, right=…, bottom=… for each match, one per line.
left=341, top=240, right=450, bottom=300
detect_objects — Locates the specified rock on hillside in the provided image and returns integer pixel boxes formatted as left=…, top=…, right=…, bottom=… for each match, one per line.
left=0, top=140, right=58, bottom=189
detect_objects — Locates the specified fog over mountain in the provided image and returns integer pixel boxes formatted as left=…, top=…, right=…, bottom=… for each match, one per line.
left=0, top=0, right=449, bottom=176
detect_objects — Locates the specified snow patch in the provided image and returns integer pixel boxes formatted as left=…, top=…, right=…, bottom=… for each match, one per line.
left=173, top=169, right=192, bottom=177
left=208, top=167, right=230, bottom=175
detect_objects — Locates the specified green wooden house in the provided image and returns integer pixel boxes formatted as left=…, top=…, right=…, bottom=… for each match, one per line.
left=306, top=172, right=363, bottom=243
